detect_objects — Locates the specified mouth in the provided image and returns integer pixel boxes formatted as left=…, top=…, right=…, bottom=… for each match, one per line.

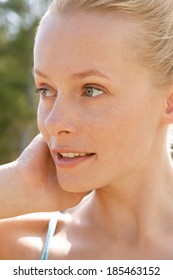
left=55, top=152, right=96, bottom=168
left=58, top=152, right=95, bottom=159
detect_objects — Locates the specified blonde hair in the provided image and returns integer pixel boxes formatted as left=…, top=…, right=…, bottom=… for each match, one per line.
left=45, top=0, right=173, bottom=89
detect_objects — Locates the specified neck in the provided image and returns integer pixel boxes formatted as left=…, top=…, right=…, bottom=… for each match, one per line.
left=89, top=138, right=173, bottom=243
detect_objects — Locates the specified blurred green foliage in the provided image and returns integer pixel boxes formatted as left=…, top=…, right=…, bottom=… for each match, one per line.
left=0, top=0, right=48, bottom=164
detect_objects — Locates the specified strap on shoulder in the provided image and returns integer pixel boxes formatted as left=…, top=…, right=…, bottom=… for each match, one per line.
left=40, top=212, right=59, bottom=260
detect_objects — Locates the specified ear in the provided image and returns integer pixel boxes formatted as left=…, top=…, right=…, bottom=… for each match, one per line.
left=163, top=90, right=173, bottom=124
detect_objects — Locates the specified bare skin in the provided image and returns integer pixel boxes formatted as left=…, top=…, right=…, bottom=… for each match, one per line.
left=0, top=134, right=85, bottom=218
left=1, top=189, right=173, bottom=260
left=1, top=11, right=173, bottom=260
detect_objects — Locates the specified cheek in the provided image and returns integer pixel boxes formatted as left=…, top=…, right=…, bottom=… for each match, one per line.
left=93, top=99, right=157, bottom=162
left=37, top=101, right=49, bottom=140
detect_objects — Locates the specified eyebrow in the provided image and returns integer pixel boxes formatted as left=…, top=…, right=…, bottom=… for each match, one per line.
left=71, top=69, right=109, bottom=79
left=33, top=68, right=48, bottom=79
left=33, top=68, right=110, bottom=80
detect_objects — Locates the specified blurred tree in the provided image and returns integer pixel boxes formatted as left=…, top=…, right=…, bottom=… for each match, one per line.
left=0, top=0, right=49, bottom=164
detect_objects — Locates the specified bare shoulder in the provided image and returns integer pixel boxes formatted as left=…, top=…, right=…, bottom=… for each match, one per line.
left=0, top=212, right=54, bottom=260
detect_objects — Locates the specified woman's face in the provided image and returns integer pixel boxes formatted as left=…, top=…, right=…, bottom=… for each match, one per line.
left=34, top=12, right=165, bottom=192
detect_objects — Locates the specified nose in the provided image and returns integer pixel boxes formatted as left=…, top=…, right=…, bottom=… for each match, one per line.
left=45, top=96, right=77, bottom=137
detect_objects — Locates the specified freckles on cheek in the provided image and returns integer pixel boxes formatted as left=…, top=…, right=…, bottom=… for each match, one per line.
left=87, top=108, right=119, bottom=141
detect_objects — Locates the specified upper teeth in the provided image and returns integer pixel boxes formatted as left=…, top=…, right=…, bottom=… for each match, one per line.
left=59, top=152, right=88, bottom=158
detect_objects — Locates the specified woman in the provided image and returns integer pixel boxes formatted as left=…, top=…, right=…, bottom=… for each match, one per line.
left=0, top=0, right=173, bottom=259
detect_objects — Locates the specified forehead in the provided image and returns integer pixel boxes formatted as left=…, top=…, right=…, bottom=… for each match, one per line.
left=34, top=12, right=139, bottom=77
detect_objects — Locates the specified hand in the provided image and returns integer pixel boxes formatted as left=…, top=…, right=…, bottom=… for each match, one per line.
left=15, top=134, right=86, bottom=212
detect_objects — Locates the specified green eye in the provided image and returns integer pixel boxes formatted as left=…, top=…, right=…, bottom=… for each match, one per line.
left=36, top=88, right=55, bottom=98
left=84, top=86, right=104, bottom=97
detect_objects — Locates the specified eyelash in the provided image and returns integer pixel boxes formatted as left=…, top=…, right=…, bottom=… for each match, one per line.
left=82, top=85, right=104, bottom=97
left=35, top=85, right=105, bottom=98
left=35, top=87, right=56, bottom=98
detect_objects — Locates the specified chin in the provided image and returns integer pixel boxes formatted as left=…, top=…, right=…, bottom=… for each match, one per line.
left=58, top=178, right=93, bottom=193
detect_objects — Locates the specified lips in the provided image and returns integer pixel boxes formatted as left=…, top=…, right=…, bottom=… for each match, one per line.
left=53, top=150, right=96, bottom=168
left=58, top=152, right=94, bottom=159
